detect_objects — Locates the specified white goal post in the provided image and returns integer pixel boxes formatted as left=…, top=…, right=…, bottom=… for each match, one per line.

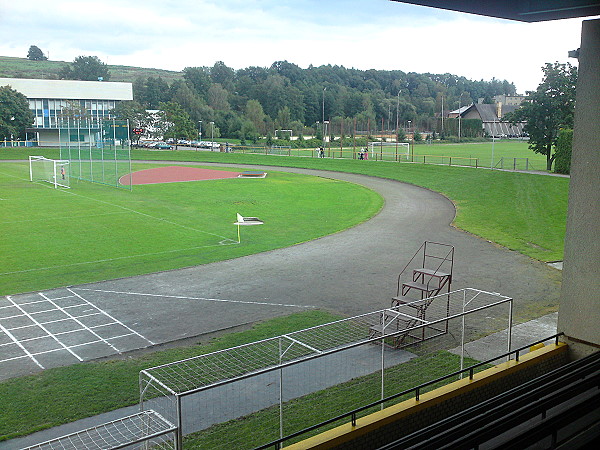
left=29, top=156, right=70, bottom=189
left=367, top=142, right=410, bottom=161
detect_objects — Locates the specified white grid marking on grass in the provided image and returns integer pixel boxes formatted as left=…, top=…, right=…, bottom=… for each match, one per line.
left=7, top=294, right=84, bottom=362
left=67, top=288, right=156, bottom=346
left=77, top=288, right=316, bottom=309
left=0, top=319, right=45, bottom=369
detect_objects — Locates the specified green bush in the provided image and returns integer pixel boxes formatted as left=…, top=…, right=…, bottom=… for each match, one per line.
left=554, top=129, right=572, bottom=174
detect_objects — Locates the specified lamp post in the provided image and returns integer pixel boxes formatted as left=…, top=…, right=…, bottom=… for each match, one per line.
left=322, top=87, right=327, bottom=149
left=396, top=91, right=400, bottom=141
left=408, top=120, right=412, bottom=161
left=198, top=121, right=202, bottom=151
left=324, top=120, right=329, bottom=156
left=210, top=121, right=214, bottom=151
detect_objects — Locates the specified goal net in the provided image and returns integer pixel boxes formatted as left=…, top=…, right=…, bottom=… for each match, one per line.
left=367, top=142, right=410, bottom=161
left=29, top=156, right=70, bottom=189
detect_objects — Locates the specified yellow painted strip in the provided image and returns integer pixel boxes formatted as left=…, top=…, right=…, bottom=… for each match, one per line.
left=285, top=343, right=567, bottom=449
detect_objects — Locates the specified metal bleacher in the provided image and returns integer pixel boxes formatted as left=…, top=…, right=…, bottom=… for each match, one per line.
left=376, top=349, right=600, bottom=449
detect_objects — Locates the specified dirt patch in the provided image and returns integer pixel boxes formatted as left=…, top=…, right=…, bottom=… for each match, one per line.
left=120, top=166, right=241, bottom=185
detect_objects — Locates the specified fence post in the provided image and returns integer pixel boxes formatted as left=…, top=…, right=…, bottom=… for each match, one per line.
left=176, top=395, right=183, bottom=450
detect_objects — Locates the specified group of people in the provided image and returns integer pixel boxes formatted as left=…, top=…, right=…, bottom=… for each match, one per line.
left=315, top=147, right=370, bottom=160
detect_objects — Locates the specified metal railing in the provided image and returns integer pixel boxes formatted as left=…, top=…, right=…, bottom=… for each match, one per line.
left=257, top=333, right=564, bottom=449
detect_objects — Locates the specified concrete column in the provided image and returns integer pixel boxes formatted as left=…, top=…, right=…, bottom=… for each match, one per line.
left=557, top=18, right=600, bottom=358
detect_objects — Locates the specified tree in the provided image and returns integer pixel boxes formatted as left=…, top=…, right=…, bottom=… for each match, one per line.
left=158, top=101, right=197, bottom=142
left=27, top=45, right=47, bottom=61
left=505, top=62, right=577, bottom=171
left=0, top=85, right=34, bottom=140
left=60, top=56, right=111, bottom=81
left=554, top=129, right=573, bottom=175
left=245, top=99, right=266, bottom=135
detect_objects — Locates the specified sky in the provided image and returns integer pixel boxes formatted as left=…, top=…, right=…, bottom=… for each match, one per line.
left=0, top=0, right=594, bottom=93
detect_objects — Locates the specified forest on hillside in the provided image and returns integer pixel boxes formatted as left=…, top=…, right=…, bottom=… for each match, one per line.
left=1, top=55, right=516, bottom=141
left=127, top=60, right=516, bottom=141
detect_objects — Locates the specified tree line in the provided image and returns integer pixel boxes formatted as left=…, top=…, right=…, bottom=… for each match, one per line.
left=114, top=60, right=516, bottom=143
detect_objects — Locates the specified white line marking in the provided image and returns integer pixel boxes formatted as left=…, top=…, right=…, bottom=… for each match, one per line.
left=39, top=292, right=122, bottom=355
left=0, top=318, right=45, bottom=369
left=0, top=211, right=131, bottom=225
left=77, top=288, right=315, bottom=309
left=0, top=241, right=238, bottom=277
left=67, top=288, right=155, bottom=346
left=7, top=295, right=84, bottom=362
left=58, top=184, right=238, bottom=242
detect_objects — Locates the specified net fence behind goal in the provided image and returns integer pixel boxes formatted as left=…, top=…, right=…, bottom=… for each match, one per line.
left=29, top=156, right=70, bottom=189
left=59, top=118, right=132, bottom=189
left=367, top=142, right=410, bottom=161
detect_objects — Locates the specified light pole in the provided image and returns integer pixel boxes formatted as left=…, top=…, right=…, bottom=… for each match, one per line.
left=322, top=87, right=326, bottom=149
left=210, top=121, right=214, bottom=151
left=198, top=121, right=202, bottom=151
left=324, top=120, right=329, bottom=156
left=396, top=91, right=400, bottom=141
left=408, top=120, right=412, bottom=161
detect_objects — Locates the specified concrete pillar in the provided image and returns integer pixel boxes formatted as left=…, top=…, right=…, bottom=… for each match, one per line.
left=557, top=18, right=600, bottom=359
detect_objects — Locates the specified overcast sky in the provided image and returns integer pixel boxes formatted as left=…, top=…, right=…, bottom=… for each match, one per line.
left=0, top=0, right=593, bottom=93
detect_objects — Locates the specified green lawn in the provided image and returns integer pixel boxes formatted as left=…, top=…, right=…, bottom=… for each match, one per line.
left=126, top=148, right=568, bottom=261
left=0, top=162, right=382, bottom=295
left=1, top=145, right=569, bottom=265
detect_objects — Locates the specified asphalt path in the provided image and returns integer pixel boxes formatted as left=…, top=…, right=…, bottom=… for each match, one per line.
left=74, top=163, right=562, bottom=346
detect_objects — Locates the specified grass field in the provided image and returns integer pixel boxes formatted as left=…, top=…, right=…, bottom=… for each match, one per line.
left=235, top=140, right=548, bottom=169
left=0, top=142, right=568, bottom=272
left=0, top=162, right=382, bottom=295
left=124, top=148, right=568, bottom=262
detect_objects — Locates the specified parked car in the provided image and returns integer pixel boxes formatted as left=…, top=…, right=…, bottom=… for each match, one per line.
left=155, top=143, right=172, bottom=150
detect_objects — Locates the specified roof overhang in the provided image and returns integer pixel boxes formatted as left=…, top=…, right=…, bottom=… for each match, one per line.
left=0, top=78, right=133, bottom=101
left=391, top=1, right=600, bottom=22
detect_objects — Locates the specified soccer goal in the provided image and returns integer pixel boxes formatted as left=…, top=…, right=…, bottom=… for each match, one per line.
left=367, top=142, right=410, bottom=161
left=29, top=156, right=70, bottom=188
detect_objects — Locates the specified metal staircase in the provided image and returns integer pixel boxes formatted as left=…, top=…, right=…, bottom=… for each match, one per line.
left=370, top=242, right=455, bottom=348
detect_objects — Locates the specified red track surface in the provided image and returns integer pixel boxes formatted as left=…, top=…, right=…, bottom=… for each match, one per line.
left=120, top=166, right=241, bottom=185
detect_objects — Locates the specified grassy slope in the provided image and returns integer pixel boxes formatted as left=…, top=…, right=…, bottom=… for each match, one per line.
left=0, top=55, right=183, bottom=83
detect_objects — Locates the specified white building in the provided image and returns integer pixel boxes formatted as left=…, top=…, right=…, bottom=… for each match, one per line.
left=0, top=77, right=133, bottom=146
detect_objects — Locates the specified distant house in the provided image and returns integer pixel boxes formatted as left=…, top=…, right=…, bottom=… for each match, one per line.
left=0, top=77, right=133, bottom=146
left=448, top=95, right=527, bottom=138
